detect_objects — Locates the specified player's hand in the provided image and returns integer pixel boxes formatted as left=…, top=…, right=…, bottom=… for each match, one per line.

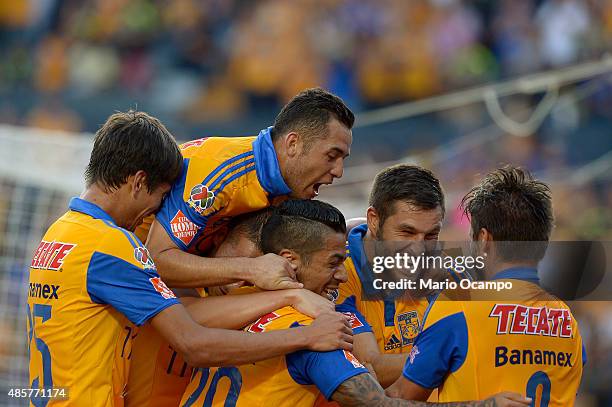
left=304, top=312, right=353, bottom=352
left=289, top=289, right=335, bottom=318
left=480, top=392, right=531, bottom=407
left=248, top=253, right=302, bottom=290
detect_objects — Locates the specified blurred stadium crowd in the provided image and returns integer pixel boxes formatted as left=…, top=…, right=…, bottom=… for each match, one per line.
left=1, top=0, right=611, bottom=133
left=0, top=0, right=611, bottom=405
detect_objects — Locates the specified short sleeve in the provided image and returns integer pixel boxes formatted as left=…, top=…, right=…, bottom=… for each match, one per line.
left=335, top=298, right=372, bottom=335
left=155, top=158, right=208, bottom=251
left=86, top=234, right=180, bottom=326
left=401, top=311, right=468, bottom=389
left=286, top=346, right=368, bottom=399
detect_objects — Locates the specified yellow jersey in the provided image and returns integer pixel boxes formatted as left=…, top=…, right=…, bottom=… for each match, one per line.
left=402, top=267, right=585, bottom=406
left=179, top=306, right=369, bottom=407
left=26, top=197, right=180, bottom=407
left=127, top=128, right=292, bottom=406
left=135, top=128, right=290, bottom=253
left=335, top=224, right=467, bottom=354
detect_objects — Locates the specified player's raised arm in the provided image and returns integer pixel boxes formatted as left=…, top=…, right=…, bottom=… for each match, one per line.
left=147, top=218, right=300, bottom=289
left=150, top=303, right=352, bottom=367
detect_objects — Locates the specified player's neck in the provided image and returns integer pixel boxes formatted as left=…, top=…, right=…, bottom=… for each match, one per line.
left=80, top=184, right=133, bottom=230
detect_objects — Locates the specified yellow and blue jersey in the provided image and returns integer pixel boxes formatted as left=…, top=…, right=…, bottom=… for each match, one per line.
left=335, top=224, right=468, bottom=354
left=179, top=304, right=369, bottom=407
left=26, top=198, right=180, bottom=407
left=402, top=267, right=585, bottom=406
left=136, top=127, right=290, bottom=254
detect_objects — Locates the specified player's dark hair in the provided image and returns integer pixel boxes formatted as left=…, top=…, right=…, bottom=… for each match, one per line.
left=260, top=200, right=346, bottom=263
left=270, top=88, right=354, bottom=148
left=85, top=110, right=183, bottom=192
left=225, top=207, right=275, bottom=251
left=369, top=164, right=445, bottom=227
left=461, top=166, right=554, bottom=261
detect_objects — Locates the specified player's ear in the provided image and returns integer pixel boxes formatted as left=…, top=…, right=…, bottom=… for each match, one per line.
left=366, top=206, right=380, bottom=237
left=284, top=132, right=299, bottom=158
left=130, top=170, right=148, bottom=199
left=278, top=248, right=300, bottom=267
left=476, top=227, right=494, bottom=256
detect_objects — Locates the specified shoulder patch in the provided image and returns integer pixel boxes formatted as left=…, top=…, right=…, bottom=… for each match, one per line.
left=187, top=184, right=215, bottom=215
left=170, top=210, right=200, bottom=246
left=149, top=277, right=177, bottom=300
left=134, top=246, right=155, bottom=269
left=343, top=350, right=365, bottom=368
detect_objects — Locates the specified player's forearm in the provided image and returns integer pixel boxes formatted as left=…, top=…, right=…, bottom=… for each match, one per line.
left=332, top=373, right=489, bottom=407
left=182, top=326, right=310, bottom=367
left=352, top=333, right=407, bottom=388
left=154, top=248, right=252, bottom=287
left=372, top=353, right=409, bottom=388
left=181, top=290, right=298, bottom=329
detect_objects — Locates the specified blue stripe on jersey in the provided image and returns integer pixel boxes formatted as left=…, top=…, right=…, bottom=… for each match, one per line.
left=213, top=165, right=256, bottom=194
left=202, top=151, right=254, bottom=186
left=208, top=157, right=256, bottom=190
left=101, top=220, right=140, bottom=249
left=384, top=300, right=396, bottom=327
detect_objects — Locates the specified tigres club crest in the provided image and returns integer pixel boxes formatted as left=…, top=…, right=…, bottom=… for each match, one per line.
left=187, top=184, right=215, bottom=215
left=398, top=310, right=420, bottom=346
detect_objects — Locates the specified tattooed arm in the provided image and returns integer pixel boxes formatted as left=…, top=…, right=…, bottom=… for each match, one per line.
left=330, top=373, right=530, bottom=407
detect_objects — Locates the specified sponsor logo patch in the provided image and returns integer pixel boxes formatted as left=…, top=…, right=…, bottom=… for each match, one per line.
left=149, top=277, right=177, bottom=299
left=134, top=247, right=155, bottom=269
left=341, top=312, right=364, bottom=330
left=180, top=138, right=208, bottom=150
left=343, top=350, right=365, bottom=369
left=247, top=312, right=281, bottom=333
left=30, top=240, right=76, bottom=271
left=398, top=310, right=420, bottom=346
left=170, top=210, right=200, bottom=246
left=489, top=304, right=573, bottom=337
left=187, top=184, right=215, bottom=215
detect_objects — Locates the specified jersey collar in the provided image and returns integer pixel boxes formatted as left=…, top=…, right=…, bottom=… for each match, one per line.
left=252, top=127, right=292, bottom=197
left=492, top=267, right=540, bottom=284
left=69, top=197, right=116, bottom=224
left=347, top=223, right=380, bottom=296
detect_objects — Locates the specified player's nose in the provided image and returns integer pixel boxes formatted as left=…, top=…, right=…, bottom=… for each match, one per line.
left=330, top=159, right=344, bottom=179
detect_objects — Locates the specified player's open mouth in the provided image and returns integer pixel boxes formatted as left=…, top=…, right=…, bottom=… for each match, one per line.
left=313, top=183, right=322, bottom=196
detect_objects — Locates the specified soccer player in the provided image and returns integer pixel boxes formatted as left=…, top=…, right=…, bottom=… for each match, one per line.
left=386, top=167, right=585, bottom=406
left=126, top=209, right=336, bottom=407
left=141, top=87, right=354, bottom=290
left=180, top=200, right=529, bottom=407
left=26, top=111, right=353, bottom=406
left=334, top=165, right=466, bottom=387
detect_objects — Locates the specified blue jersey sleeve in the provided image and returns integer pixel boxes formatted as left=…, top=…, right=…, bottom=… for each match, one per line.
left=286, top=347, right=368, bottom=400
left=335, top=297, right=372, bottom=335
left=402, top=311, right=468, bottom=389
left=155, top=158, right=208, bottom=251
left=87, top=251, right=180, bottom=326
